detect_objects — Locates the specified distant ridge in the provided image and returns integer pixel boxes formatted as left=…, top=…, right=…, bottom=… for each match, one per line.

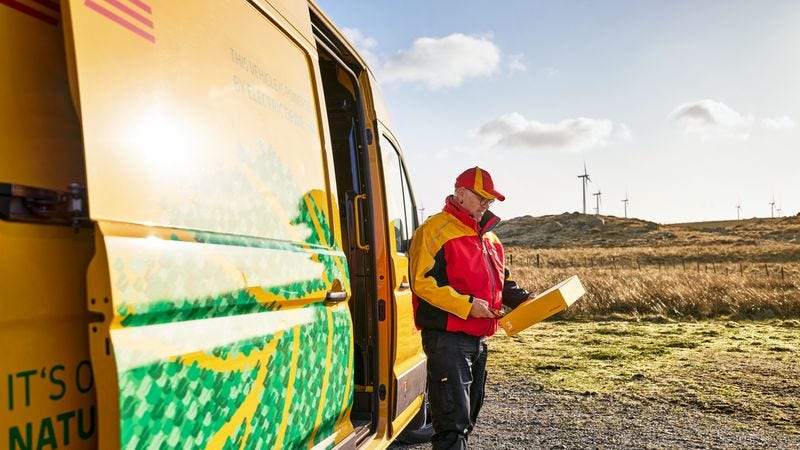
left=493, top=212, right=800, bottom=248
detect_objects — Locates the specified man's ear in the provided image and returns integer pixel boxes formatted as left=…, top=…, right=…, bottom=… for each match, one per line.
left=454, top=187, right=464, bottom=203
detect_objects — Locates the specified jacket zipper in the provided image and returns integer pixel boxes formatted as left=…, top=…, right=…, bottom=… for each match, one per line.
left=480, top=235, right=496, bottom=308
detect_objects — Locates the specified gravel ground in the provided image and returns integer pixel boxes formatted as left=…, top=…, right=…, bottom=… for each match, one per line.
left=390, top=379, right=800, bottom=450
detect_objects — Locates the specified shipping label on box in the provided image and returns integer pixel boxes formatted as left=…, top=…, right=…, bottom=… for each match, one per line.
left=498, top=275, right=585, bottom=336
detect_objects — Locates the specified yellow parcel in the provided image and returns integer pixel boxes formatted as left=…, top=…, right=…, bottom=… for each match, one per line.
left=499, top=275, right=585, bottom=336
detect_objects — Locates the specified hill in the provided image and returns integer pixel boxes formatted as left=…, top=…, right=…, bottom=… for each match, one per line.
left=493, top=212, right=800, bottom=248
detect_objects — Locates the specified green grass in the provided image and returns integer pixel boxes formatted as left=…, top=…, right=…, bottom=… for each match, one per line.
left=489, top=320, right=800, bottom=433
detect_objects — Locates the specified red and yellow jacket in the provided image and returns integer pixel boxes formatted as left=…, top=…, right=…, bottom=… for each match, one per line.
left=409, top=196, right=531, bottom=337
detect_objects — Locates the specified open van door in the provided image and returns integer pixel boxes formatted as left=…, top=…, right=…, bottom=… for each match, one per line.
left=375, top=125, right=429, bottom=439
left=62, top=0, right=355, bottom=448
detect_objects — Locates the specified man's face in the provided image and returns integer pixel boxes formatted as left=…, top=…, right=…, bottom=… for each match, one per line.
left=456, top=187, right=494, bottom=220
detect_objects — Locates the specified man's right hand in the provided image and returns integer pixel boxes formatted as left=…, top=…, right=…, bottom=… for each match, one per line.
left=469, top=298, right=495, bottom=318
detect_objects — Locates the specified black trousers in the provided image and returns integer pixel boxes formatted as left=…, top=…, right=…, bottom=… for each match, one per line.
left=421, top=329, right=489, bottom=450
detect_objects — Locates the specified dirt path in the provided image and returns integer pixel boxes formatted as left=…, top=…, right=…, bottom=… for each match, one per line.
left=393, top=386, right=800, bottom=449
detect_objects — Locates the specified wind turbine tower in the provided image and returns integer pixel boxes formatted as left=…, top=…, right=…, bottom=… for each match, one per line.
left=622, top=194, right=629, bottom=219
left=577, top=163, right=591, bottom=214
left=770, top=197, right=776, bottom=218
left=593, top=190, right=602, bottom=215
left=736, top=203, right=741, bottom=221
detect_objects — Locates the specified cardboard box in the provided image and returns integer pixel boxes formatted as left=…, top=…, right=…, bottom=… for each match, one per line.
left=498, top=275, right=585, bottom=336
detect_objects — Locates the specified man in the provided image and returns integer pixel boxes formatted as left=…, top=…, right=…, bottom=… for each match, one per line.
left=409, top=166, right=535, bottom=449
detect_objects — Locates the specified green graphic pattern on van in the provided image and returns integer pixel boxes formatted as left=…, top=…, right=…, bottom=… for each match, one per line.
left=106, top=189, right=353, bottom=448
left=118, top=304, right=352, bottom=449
left=114, top=190, right=349, bottom=328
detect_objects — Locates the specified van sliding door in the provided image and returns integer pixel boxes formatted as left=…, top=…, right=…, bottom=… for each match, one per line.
left=376, top=128, right=427, bottom=428
left=63, top=0, right=353, bottom=448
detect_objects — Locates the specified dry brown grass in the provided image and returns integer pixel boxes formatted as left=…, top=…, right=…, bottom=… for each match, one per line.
left=507, top=246, right=800, bottom=320
left=507, top=243, right=800, bottom=266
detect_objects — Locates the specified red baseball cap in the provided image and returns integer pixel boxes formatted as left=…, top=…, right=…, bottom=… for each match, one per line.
left=454, top=167, right=505, bottom=201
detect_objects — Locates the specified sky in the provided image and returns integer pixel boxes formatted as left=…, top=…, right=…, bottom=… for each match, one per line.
left=314, top=0, right=800, bottom=224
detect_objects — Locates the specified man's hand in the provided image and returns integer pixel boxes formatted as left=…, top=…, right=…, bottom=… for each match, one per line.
left=469, top=298, right=495, bottom=318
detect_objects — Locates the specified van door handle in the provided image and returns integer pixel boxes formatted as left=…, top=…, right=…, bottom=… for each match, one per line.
left=325, top=291, right=348, bottom=303
left=399, top=281, right=410, bottom=289
left=353, top=194, right=370, bottom=251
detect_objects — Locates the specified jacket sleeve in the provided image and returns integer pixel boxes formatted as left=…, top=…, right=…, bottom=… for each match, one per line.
left=409, top=223, right=473, bottom=320
left=502, top=267, right=532, bottom=309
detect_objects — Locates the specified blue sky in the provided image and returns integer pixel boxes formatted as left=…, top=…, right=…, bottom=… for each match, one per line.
left=315, top=0, right=800, bottom=223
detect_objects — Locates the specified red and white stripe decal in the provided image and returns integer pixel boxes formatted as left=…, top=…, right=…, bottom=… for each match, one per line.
left=84, top=0, right=155, bottom=43
left=128, top=0, right=150, bottom=14
left=0, top=0, right=60, bottom=26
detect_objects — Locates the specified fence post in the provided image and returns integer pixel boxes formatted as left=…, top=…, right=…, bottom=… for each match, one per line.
left=764, top=263, right=769, bottom=277
left=682, top=260, right=686, bottom=271
left=536, top=254, right=540, bottom=268
left=781, top=266, right=785, bottom=281
left=739, top=263, right=743, bottom=276
left=697, top=262, right=700, bottom=272
left=509, top=253, right=513, bottom=265
left=712, top=262, right=716, bottom=274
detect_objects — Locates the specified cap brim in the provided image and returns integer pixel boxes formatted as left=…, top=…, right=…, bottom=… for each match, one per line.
left=472, top=185, right=505, bottom=202
left=487, top=189, right=505, bottom=202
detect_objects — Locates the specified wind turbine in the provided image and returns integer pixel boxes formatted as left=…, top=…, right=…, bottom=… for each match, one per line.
left=736, top=202, right=741, bottom=221
left=577, top=163, right=591, bottom=214
left=593, top=190, right=602, bottom=215
left=622, top=193, right=629, bottom=219
left=418, top=204, right=426, bottom=223
left=769, top=197, right=776, bottom=218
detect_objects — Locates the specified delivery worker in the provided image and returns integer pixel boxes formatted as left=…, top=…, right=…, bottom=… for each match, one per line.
left=409, top=166, right=535, bottom=450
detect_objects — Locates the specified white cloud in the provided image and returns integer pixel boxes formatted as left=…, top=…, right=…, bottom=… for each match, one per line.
left=342, top=27, right=380, bottom=67
left=341, top=30, right=526, bottom=90
left=476, top=112, right=632, bottom=152
left=380, top=33, right=501, bottom=89
left=762, top=115, right=795, bottom=130
left=669, top=99, right=753, bottom=140
left=507, top=54, right=527, bottom=74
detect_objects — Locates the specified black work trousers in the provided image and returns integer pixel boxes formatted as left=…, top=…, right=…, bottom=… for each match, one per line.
left=421, top=329, right=489, bottom=450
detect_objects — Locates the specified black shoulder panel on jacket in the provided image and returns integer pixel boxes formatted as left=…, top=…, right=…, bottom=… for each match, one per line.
left=424, top=247, right=449, bottom=287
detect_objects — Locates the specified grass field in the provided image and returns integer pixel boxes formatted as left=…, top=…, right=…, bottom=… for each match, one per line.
left=507, top=246, right=800, bottom=320
left=490, top=320, right=800, bottom=434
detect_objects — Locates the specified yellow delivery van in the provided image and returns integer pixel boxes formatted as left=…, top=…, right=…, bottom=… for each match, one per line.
left=0, top=0, right=429, bottom=448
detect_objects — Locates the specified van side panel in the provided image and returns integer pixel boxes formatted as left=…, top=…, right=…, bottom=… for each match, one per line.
left=61, top=0, right=353, bottom=448
left=0, top=3, right=96, bottom=449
